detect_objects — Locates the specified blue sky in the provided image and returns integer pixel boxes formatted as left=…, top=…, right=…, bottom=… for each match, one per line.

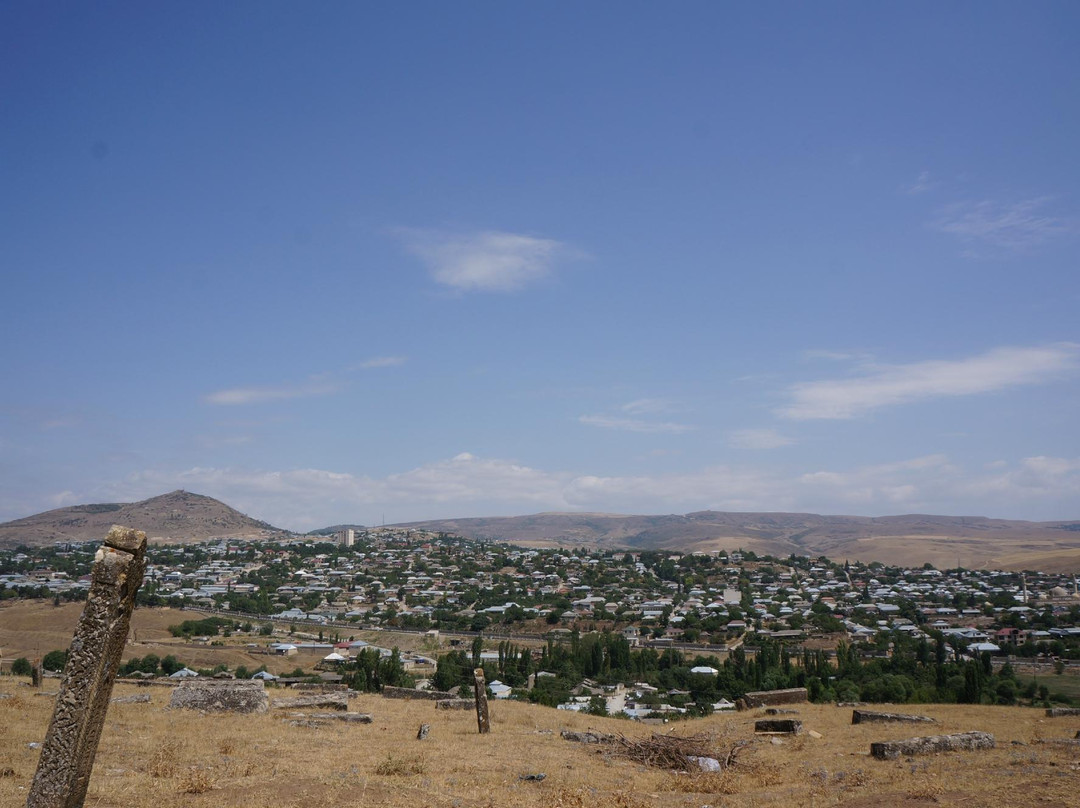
left=2, top=2, right=1079, bottom=530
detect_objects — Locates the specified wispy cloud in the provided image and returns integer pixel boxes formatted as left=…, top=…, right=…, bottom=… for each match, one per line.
left=204, top=379, right=339, bottom=406
left=621, top=398, right=676, bottom=415
left=904, top=170, right=937, bottom=195
left=729, top=428, right=795, bottom=449
left=933, top=197, right=1077, bottom=254
left=778, top=343, right=1080, bottom=420
left=802, top=349, right=874, bottom=363
left=205, top=357, right=406, bottom=406
left=579, top=414, right=694, bottom=434
left=351, top=356, right=407, bottom=370
left=399, top=228, right=568, bottom=292
left=39, top=416, right=80, bottom=430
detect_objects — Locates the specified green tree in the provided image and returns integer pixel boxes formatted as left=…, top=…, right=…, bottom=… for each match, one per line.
left=139, top=654, right=161, bottom=675
left=42, top=649, right=68, bottom=672
left=11, top=657, right=32, bottom=677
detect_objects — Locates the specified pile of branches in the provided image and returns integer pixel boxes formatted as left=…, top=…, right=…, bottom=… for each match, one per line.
left=561, top=729, right=748, bottom=771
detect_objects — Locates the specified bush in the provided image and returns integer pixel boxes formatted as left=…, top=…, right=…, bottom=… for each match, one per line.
left=11, top=657, right=32, bottom=677
left=42, top=649, right=68, bottom=672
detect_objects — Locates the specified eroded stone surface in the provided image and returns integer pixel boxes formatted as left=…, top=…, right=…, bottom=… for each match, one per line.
left=870, top=731, right=994, bottom=760
left=169, top=680, right=269, bottom=713
left=26, top=526, right=147, bottom=808
left=270, top=693, right=348, bottom=711
left=852, top=709, right=936, bottom=725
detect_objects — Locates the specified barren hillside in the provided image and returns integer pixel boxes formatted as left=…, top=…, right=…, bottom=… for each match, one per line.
left=0, top=490, right=282, bottom=548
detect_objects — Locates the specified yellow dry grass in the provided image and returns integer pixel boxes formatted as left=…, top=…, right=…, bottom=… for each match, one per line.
left=3, top=678, right=1080, bottom=808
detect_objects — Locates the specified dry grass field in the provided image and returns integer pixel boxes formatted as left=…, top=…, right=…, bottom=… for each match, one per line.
left=2, top=677, right=1080, bottom=808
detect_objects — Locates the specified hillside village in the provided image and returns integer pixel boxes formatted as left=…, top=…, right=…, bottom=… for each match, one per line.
left=4, top=528, right=1080, bottom=717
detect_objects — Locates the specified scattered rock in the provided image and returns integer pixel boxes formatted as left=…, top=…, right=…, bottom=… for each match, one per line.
left=519, top=773, right=546, bottom=781
left=417, top=723, right=430, bottom=740
left=689, top=756, right=721, bottom=772
left=561, top=730, right=616, bottom=744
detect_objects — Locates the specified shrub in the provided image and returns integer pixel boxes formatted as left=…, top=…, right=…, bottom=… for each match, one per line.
left=11, top=657, right=32, bottom=677
left=42, top=650, right=68, bottom=672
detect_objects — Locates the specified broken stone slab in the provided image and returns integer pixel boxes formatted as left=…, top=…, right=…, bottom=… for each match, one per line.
left=870, top=731, right=994, bottom=760
left=111, top=694, right=151, bottom=704
left=286, top=711, right=373, bottom=723
left=1032, top=738, right=1080, bottom=746
left=271, top=693, right=349, bottom=711
left=169, top=680, right=269, bottom=714
left=755, top=719, right=802, bottom=734
left=852, top=709, right=936, bottom=725
left=435, top=698, right=474, bottom=710
left=1045, top=707, right=1080, bottom=717
left=764, top=707, right=799, bottom=715
left=288, top=683, right=353, bottom=695
left=26, top=526, right=148, bottom=808
left=382, top=685, right=455, bottom=701
left=561, top=730, right=616, bottom=744
left=738, top=687, right=807, bottom=710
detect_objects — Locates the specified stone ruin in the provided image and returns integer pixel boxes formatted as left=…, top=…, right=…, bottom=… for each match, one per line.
left=168, top=679, right=269, bottom=714
left=736, top=687, right=808, bottom=710
left=870, top=731, right=995, bottom=760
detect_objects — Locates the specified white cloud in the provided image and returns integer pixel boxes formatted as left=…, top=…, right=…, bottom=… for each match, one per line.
left=400, top=229, right=567, bottom=292
left=578, top=415, right=694, bottom=434
left=203, top=379, right=339, bottom=406
left=35, top=452, right=1080, bottom=530
left=729, top=428, right=795, bottom=450
left=778, top=343, right=1080, bottom=420
left=933, top=197, right=1077, bottom=253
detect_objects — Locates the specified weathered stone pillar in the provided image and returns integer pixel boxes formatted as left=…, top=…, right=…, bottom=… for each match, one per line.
left=31, top=662, right=42, bottom=689
left=26, top=526, right=147, bottom=808
left=473, top=667, right=490, bottom=734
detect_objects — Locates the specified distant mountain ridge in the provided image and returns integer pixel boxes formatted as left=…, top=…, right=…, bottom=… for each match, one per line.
left=0, top=490, right=283, bottom=547
left=385, top=510, right=1080, bottom=572
left=5, top=490, right=1079, bottom=571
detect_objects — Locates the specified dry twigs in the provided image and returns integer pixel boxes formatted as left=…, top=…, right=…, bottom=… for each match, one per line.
left=562, top=729, right=749, bottom=772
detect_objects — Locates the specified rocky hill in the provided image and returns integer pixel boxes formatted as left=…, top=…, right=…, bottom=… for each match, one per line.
left=0, top=490, right=283, bottom=547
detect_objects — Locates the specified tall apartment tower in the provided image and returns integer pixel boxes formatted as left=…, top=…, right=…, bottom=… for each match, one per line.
left=338, top=528, right=355, bottom=548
